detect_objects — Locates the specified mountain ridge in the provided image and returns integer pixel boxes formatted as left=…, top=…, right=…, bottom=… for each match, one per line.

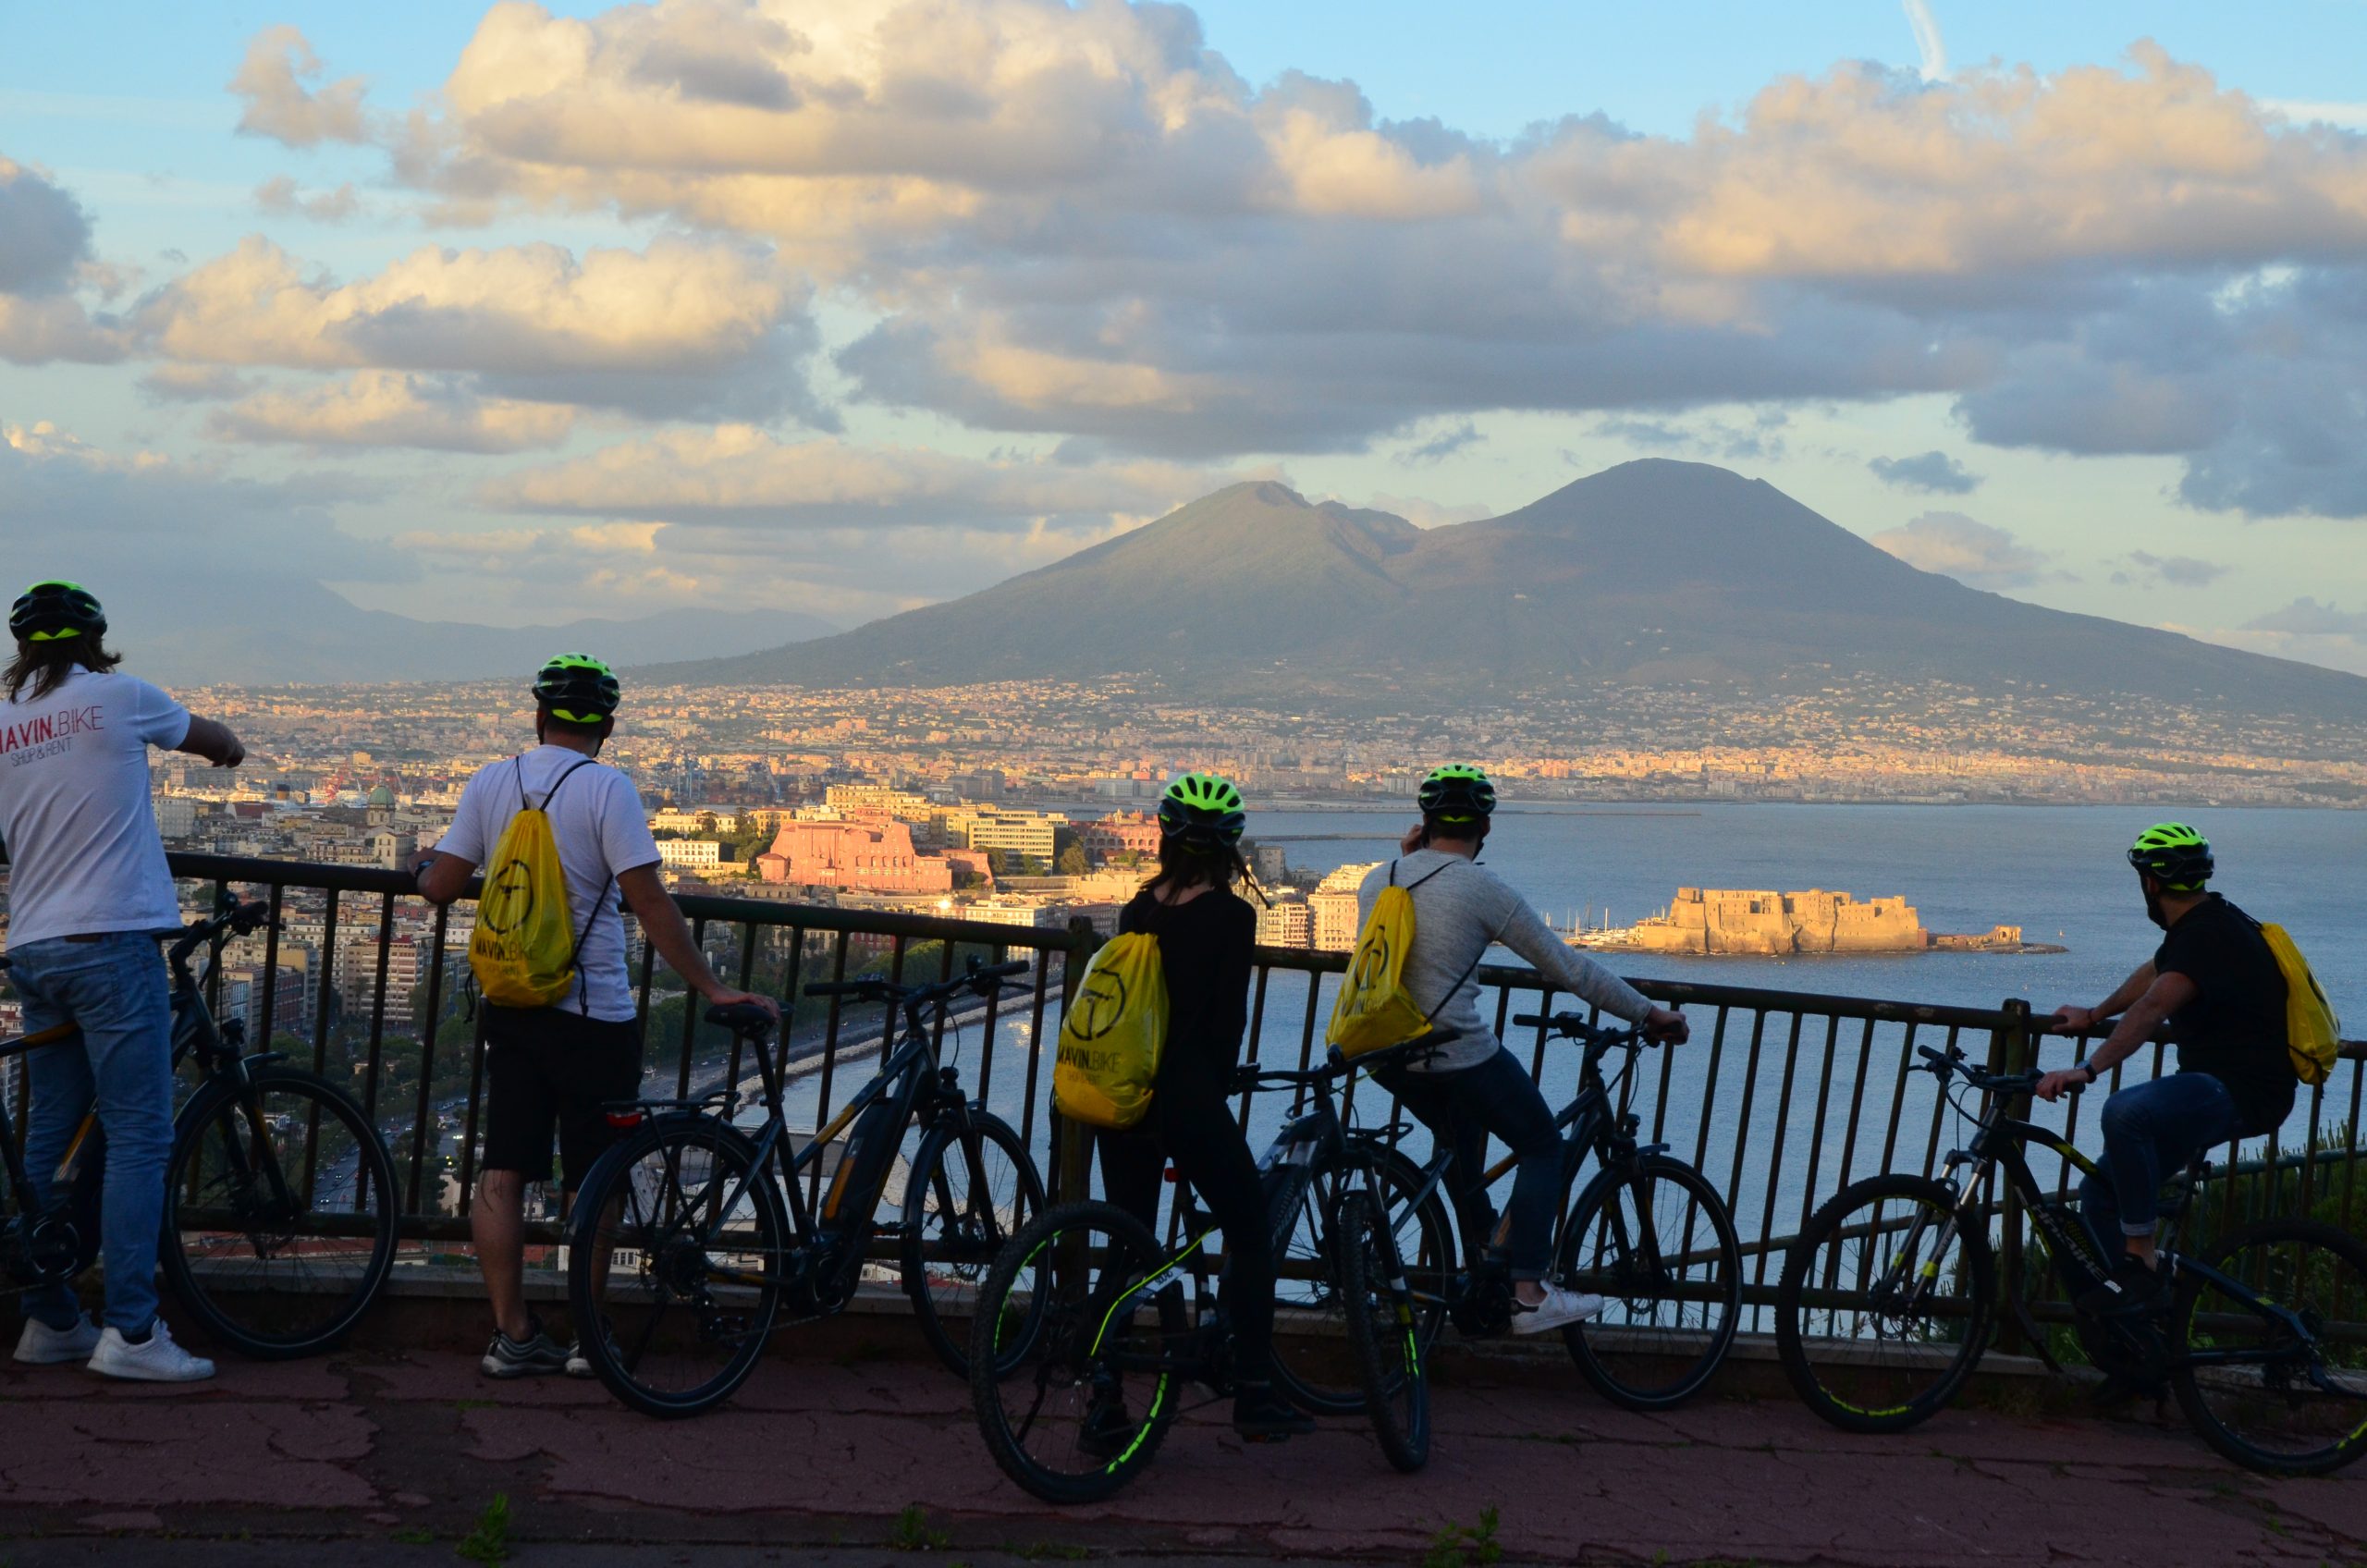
left=656, top=460, right=2367, bottom=719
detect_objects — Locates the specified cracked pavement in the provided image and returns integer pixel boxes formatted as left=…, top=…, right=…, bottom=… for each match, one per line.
left=0, top=1339, right=2360, bottom=1565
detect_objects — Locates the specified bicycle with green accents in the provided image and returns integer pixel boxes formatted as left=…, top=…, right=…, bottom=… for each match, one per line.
left=1775, top=1042, right=2367, bottom=1476
left=968, top=1047, right=1427, bottom=1503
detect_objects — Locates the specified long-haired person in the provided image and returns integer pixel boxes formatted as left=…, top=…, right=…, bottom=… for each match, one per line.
left=1095, top=772, right=1312, bottom=1440
left=0, top=582, right=246, bottom=1380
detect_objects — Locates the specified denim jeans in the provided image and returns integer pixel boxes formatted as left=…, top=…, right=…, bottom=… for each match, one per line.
left=1374, top=1047, right=1565, bottom=1280
left=2080, top=1072, right=2238, bottom=1262
left=11, top=933, right=176, bottom=1332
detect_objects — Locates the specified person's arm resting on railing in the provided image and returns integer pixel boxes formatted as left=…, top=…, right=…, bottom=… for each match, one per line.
left=1491, top=900, right=1690, bottom=1045
left=175, top=717, right=244, bottom=768
left=617, top=865, right=776, bottom=1018
left=2036, top=963, right=2195, bottom=1101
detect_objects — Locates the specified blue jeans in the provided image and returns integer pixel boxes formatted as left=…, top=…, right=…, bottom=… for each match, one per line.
left=2080, top=1072, right=2238, bottom=1261
left=1375, top=1047, right=1565, bottom=1281
left=11, top=934, right=176, bottom=1332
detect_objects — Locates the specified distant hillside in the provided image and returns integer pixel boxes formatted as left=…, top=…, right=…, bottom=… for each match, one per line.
left=117, top=585, right=839, bottom=687
left=661, top=461, right=2367, bottom=719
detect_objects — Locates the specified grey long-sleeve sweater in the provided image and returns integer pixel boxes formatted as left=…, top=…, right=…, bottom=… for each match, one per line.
left=1355, top=849, right=1654, bottom=1073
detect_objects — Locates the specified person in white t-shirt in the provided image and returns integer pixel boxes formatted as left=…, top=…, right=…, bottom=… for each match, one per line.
left=0, top=582, right=245, bottom=1382
left=415, top=654, right=775, bottom=1379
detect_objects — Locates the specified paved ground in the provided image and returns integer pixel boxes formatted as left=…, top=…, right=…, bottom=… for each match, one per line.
left=0, top=1339, right=2361, bottom=1567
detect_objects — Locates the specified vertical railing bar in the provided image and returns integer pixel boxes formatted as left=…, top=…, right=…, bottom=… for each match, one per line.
left=1650, top=998, right=1678, bottom=1145
left=724, top=923, right=758, bottom=1107
left=929, top=936, right=955, bottom=1057
left=2334, top=1063, right=2362, bottom=1323
left=808, top=932, right=851, bottom=1209
left=1720, top=1011, right=1770, bottom=1226
left=256, top=881, right=285, bottom=1056
left=1798, top=1012, right=1842, bottom=1224
left=1020, top=946, right=1051, bottom=1155
left=1689, top=1005, right=1731, bottom=1179
left=1833, top=1016, right=1878, bottom=1198
left=675, top=915, right=706, bottom=1099
left=359, top=891, right=396, bottom=1127
left=1751, top=1011, right=1807, bottom=1289
left=403, top=899, right=452, bottom=1215
left=975, top=940, right=1008, bottom=1110
left=2296, top=1077, right=2324, bottom=1219
left=456, top=1008, right=489, bottom=1217
left=311, top=889, right=341, bottom=1077
left=1878, top=1021, right=1919, bottom=1176
left=1237, top=965, right=1274, bottom=1133
left=1918, top=1024, right=1959, bottom=1182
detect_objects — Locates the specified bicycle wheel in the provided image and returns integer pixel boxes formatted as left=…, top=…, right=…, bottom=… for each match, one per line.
left=160, top=1065, right=398, bottom=1358
left=1559, top=1154, right=1742, bottom=1411
left=2171, top=1217, right=2367, bottom=1476
left=902, top=1111, right=1046, bottom=1378
left=568, top=1116, right=789, bottom=1419
left=1333, top=1182, right=1429, bottom=1472
left=1268, top=1147, right=1454, bottom=1416
left=1775, top=1173, right=1994, bottom=1434
left=970, top=1200, right=1187, bottom=1504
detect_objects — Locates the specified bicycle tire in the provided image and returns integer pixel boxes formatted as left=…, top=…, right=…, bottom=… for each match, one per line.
left=1333, top=1182, right=1430, bottom=1472
left=568, top=1115, right=789, bottom=1419
left=160, top=1065, right=398, bottom=1359
left=2171, top=1215, right=2367, bottom=1476
left=902, top=1110, right=1046, bottom=1378
left=1775, top=1173, right=1994, bottom=1435
left=969, top=1200, right=1185, bottom=1504
left=1268, top=1146, right=1454, bottom=1417
left=1559, top=1153, right=1742, bottom=1411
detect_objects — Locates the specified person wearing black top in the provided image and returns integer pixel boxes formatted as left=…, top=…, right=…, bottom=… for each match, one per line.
left=1094, top=772, right=1313, bottom=1442
left=2037, top=824, right=2296, bottom=1317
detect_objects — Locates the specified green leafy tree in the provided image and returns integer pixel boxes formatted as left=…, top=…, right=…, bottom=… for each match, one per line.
left=1056, top=844, right=1089, bottom=876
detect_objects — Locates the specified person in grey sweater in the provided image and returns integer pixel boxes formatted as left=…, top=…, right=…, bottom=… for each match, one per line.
left=1355, top=766, right=1688, bottom=1333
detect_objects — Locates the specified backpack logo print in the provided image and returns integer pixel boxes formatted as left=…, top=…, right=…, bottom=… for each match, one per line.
left=480, top=858, right=536, bottom=936
left=1347, top=930, right=1392, bottom=1012
left=1072, top=972, right=1130, bottom=1041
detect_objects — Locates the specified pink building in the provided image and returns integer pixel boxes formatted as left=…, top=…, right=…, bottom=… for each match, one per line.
left=1082, top=811, right=1162, bottom=862
left=754, top=817, right=953, bottom=895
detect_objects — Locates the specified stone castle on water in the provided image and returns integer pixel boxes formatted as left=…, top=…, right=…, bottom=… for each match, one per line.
left=1624, top=888, right=2025, bottom=955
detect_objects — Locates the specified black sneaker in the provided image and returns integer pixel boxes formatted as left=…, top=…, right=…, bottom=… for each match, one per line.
left=481, top=1316, right=570, bottom=1378
left=1232, top=1381, right=1316, bottom=1442
left=2077, top=1255, right=2168, bottom=1319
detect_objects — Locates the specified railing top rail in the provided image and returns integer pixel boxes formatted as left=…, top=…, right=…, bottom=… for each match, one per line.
left=1248, top=940, right=2023, bottom=1033
left=166, top=851, right=1087, bottom=950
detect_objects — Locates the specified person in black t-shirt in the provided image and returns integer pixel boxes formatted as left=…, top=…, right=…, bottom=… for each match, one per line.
left=1092, top=772, right=1314, bottom=1443
left=2037, top=824, right=2295, bottom=1317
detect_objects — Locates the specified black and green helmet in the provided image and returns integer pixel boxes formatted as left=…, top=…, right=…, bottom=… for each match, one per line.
left=2128, top=822, right=2213, bottom=891
left=533, top=653, right=620, bottom=723
left=1159, top=771, right=1246, bottom=847
left=1417, top=763, right=1496, bottom=824
left=9, top=581, right=104, bottom=643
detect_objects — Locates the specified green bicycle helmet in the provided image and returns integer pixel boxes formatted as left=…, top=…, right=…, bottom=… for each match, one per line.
left=1417, top=764, right=1496, bottom=824
left=9, top=581, right=104, bottom=643
left=1159, top=771, right=1246, bottom=847
left=2128, top=823, right=2213, bottom=891
left=533, top=653, right=620, bottom=723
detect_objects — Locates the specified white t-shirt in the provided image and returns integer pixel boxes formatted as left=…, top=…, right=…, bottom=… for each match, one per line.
left=0, top=668, right=192, bottom=949
left=436, top=745, right=660, bottom=1023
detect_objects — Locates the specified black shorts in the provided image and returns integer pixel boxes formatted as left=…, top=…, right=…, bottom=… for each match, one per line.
left=480, top=1004, right=644, bottom=1189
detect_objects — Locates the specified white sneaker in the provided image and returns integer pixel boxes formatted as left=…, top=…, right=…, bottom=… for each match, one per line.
left=15, top=1313, right=101, bottom=1366
left=1510, top=1285, right=1604, bottom=1335
left=87, top=1319, right=215, bottom=1382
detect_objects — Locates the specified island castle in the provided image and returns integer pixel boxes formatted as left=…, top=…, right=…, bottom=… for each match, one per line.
left=1632, top=888, right=1932, bottom=955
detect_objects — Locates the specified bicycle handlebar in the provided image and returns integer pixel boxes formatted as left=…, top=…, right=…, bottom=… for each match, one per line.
left=803, top=958, right=1033, bottom=1008
left=1511, top=1012, right=1650, bottom=1049
left=1917, top=1044, right=2052, bottom=1096
left=166, top=898, right=274, bottom=970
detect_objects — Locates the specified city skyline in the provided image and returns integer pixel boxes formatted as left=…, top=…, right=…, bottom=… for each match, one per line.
left=10, top=4, right=2367, bottom=675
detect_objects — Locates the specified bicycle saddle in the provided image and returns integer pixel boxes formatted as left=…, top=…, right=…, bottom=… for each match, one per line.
left=704, top=1001, right=777, bottom=1034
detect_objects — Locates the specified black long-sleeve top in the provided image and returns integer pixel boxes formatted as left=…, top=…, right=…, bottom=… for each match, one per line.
left=1119, top=885, right=1255, bottom=1106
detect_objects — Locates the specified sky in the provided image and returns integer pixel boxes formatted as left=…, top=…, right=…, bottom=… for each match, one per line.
left=8, top=1, right=2367, bottom=672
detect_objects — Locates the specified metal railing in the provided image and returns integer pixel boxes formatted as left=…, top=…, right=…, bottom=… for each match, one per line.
left=145, top=854, right=2366, bottom=1325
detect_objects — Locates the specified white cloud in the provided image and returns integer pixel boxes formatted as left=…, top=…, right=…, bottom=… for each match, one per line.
left=1903, top=2, right=1950, bottom=83
left=230, top=26, right=374, bottom=148
left=1869, top=510, right=2051, bottom=589
left=1869, top=449, right=1981, bottom=494
left=480, top=424, right=1234, bottom=528
left=0, top=157, right=93, bottom=295
left=207, top=371, right=577, bottom=452
left=253, top=176, right=362, bottom=224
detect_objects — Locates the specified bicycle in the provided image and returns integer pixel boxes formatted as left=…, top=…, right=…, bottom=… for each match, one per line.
left=0, top=899, right=400, bottom=1358
left=1266, top=1013, right=1742, bottom=1415
left=967, top=1044, right=1428, bottom=1504
left=565, top=958, right=1047, bottom=1417
left=1774, top=1041, right=2367, bottom=1476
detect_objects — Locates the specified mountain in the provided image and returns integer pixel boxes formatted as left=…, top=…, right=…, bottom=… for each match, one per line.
left=664, top=461, right=2367, bottom=718
left=113, top=583, right=839, bottom=686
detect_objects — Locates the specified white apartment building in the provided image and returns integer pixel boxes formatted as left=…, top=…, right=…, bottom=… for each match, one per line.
left=657, top=839, right=723, bottom=871
left=957, top=897, right=1051, bottom=929
left=1255, top=898, right=1313, bottom=949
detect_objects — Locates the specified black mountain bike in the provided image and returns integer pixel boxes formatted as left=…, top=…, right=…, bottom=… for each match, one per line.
left=968, top=1045, right=1427, bottom=1504
left=1775, top=1042, right=2367, bottom=1476
left=567, top=959, right=1047, bottom=1417
left=1268, top=1014, right=1743, bottom=1414
left=0, top=900, right=400, bottom=1358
